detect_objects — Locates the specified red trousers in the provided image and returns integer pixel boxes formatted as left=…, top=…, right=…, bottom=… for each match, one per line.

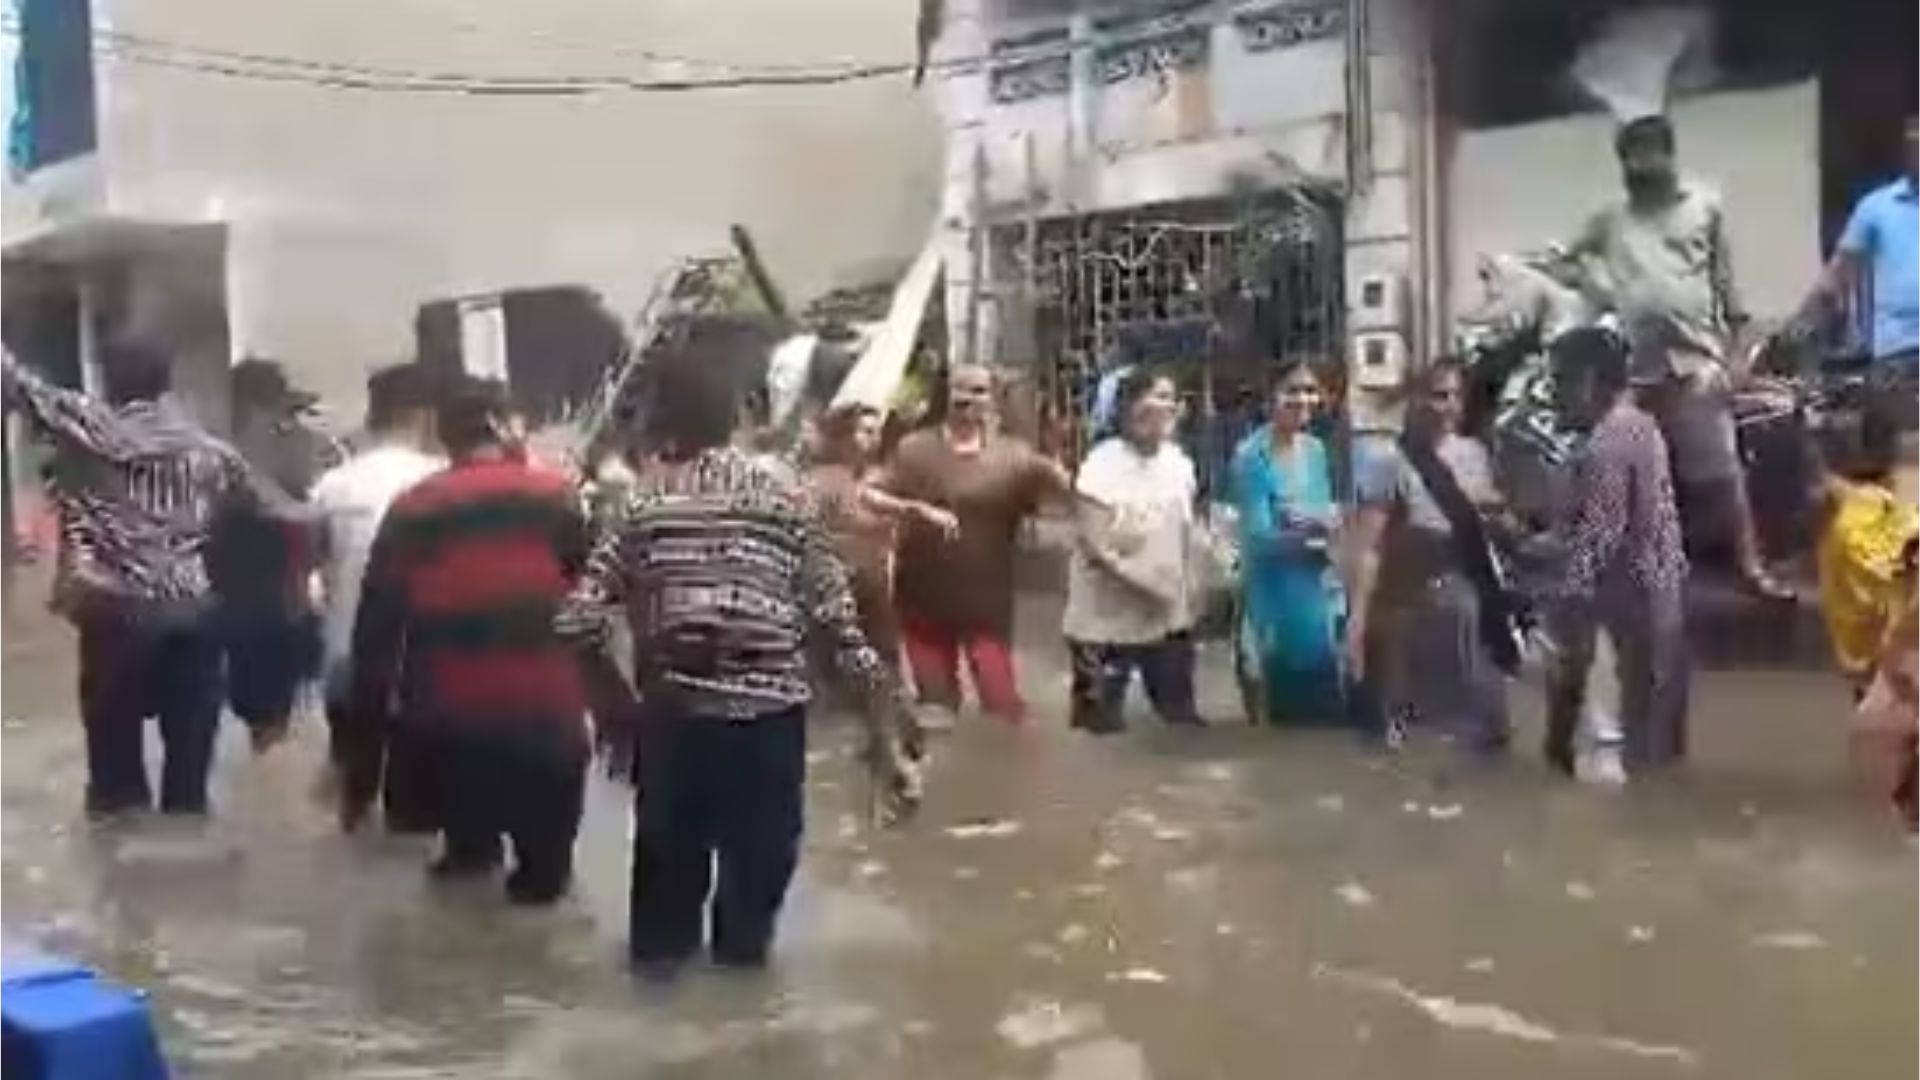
left=901, top=616, right=1023, bottom=722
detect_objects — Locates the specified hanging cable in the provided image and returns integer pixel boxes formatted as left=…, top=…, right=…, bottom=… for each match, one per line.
left=2, top=5, right=1232, bottom=97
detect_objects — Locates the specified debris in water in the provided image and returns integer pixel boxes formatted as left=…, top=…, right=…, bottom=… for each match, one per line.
left=1108, top=967, right=1168, bottom=985
left=1150, top=826, right=1193, bottom=843
left=1464, top=957, right=1495, bottom=974
left=1627, top=926, right=1656, bottom=944
left=854, top=859, right=886, bottom=879
left=1198, top=763, right=1235, bottom=783
left=1167, top=865, right=1217, bottom=892
left=1564, top=881, right=1597, bottom=901
left=1021, top=943, right=1065, bottom=964
left=1071, top=883, right=1106, bottom=898
left=945, top=819, right=1023, bottom=840
left=1215, top=923, right=1236, bottom=936
left=24, top=865, right=47, bottom=885
left=1048, top=1037, right=1148, bottom=1080
left=1058, top=923, right=1091, bottom=946
left=1401, top=801, right=1422, bottom=815
left=1751, top=931, right=1825, bottom=951
left=836, top=815, right=860, bottom=840
left=952, top=866, right=980, bottom=881
left=1314, top=793, right=1346, bottom=813
left=1335, top=880, right=1376, bottom=908
left=1016, top=888, right=1036, bottom=901
left=1313, top=965, right=1700, bottom=1066
left=995, top=999, right=1105, bottom=1050
left=1425, top=803, right=1464, bottom=821
left=1094, top=851, right=1125, bottom=871
left=3, top=718, right=24, bottom=731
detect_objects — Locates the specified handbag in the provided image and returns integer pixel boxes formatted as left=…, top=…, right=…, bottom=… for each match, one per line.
left=1398, top=434, right=1527, bottom=674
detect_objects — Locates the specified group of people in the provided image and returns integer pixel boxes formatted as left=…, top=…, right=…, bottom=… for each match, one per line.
left=0, top=322, right=937, bottom=973
left=3, top=108, right=1915, bottom=980
left=1054, top=333, right=1690, bottom=775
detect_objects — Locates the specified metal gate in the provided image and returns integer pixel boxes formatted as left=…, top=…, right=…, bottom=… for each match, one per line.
left=1025, top=189, right=1344, bottom=473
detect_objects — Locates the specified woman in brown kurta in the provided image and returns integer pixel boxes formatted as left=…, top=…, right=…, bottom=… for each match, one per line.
left=883, top=365, right=1069, bottom=727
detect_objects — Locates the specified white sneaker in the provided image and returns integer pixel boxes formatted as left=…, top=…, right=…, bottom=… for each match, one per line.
left=918, top=705, right=958, bottom=733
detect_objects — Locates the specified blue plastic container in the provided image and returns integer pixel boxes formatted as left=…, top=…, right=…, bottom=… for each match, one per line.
left=2, top=944, right=169, bottom=1080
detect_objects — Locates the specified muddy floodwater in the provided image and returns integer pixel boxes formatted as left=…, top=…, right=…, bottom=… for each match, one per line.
left=2, top=587, right=1914, bottom=1079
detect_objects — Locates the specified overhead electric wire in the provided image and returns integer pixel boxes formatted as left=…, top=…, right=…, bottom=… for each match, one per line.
left=3, top=4, right=1230, bottom=97
left=98, top=27, right=910, bottom=87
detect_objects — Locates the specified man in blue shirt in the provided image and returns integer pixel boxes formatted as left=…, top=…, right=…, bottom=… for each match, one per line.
left=1798, top=114, right=1919, bottom=429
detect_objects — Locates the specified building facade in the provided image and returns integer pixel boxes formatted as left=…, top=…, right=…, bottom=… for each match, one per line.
left=923, top=0, right=1913, bottom=441
left=921, top=0, right=1438, bottom=437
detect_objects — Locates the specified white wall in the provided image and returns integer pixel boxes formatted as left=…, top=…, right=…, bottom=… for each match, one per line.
left=1445, top=80, right=1821, bottom=332
left=934, top=4, right=1357, bottom=221
left=8, top=0, right=944, bottom=409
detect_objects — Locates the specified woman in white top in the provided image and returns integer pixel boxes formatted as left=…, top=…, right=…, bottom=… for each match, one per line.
left=1064, top=368, right=1205, bottom=733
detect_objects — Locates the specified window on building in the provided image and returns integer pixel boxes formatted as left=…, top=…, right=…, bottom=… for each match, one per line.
left=1443, top=0, right=1819, bottom=130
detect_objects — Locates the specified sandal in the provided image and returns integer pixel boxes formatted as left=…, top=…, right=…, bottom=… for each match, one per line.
left=1742, top=569, right=1796, bottom=602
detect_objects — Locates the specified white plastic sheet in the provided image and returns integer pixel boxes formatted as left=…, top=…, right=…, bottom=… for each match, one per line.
left=832, top=232, right=943, bottom=415
left=1571, top=6, right=1712, bottom=122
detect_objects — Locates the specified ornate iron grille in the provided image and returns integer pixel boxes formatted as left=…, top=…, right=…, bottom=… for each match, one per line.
left=1025, top=190, right=1344, bottom=477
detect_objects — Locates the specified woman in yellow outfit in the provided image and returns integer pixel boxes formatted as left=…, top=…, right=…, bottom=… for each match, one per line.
left=1817, top=414, right=1918, bottom=694
left=1817, top=411, right=1918, bottom=829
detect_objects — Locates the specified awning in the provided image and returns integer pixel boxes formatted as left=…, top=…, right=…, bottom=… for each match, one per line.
left=831, top=232, right=942, bottom=415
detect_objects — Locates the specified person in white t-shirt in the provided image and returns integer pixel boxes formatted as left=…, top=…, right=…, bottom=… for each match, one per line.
left=308, top=364, right=444, bottom=826
left=1064, top=368, right=1206, bottom=733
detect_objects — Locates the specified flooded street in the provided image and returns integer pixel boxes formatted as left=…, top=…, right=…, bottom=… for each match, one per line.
left=3, top=586, right=1914, bottom=1079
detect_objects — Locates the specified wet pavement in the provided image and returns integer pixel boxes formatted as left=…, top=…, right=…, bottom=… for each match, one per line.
left=2, top=582, right=1914, bottom=1079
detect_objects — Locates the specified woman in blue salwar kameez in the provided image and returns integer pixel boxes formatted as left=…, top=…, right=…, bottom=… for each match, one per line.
left=1228, top=360, right=1347, bottom=725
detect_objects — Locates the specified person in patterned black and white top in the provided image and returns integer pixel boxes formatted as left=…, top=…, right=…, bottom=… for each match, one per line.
left=1541, top=328, right=1690, bottom=778
left=556, top=317, right=922, bottom=976
left=3, top=344, right=296, bottom=818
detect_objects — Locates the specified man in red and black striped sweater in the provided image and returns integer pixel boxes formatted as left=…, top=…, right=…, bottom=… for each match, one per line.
left=345, top=377, right=591, bottom=905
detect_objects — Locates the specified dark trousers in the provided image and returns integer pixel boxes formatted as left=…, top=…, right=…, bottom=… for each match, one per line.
left=1067, top=633, right=1201, bottom=733
left=221, top=608, right=317, bottom=732
left=432, top=728, right=586, bottom=903
left=1546, top=591, right=1691, bottom=773
left=1867, top=350, right=1919, bottom=434
left=77, top=614, right=224, bottom=814
left=327, top=691, right=440, bottom=835
left=629, top=704, right=806, bottom=968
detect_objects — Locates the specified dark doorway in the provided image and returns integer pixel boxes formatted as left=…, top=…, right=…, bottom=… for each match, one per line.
left=1816, top=0, right=1918, bottom=250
